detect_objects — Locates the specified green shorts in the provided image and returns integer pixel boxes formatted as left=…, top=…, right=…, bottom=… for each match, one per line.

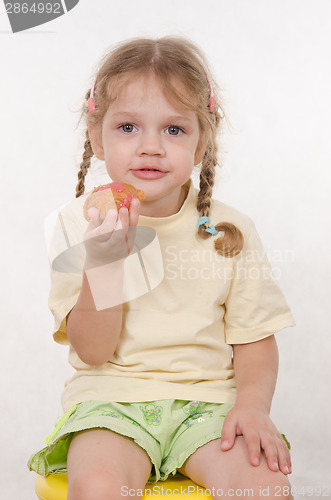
left=28, top=399, right=234, bottom=483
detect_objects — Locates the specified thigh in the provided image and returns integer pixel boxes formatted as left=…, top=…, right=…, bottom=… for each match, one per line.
left=178, top=436, right=292, bottom=498
left=67, top=428, right=152, bottom=499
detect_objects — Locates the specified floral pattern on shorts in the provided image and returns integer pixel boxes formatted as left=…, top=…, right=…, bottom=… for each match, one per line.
left=139, top=403, right=163, bottom=426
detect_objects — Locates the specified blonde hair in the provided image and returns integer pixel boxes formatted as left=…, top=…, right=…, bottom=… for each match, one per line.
left=76, top=36, right=244, bottom=257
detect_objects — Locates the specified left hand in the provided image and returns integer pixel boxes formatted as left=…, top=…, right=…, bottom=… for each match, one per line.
left=220, top=404, right=292, bottom=475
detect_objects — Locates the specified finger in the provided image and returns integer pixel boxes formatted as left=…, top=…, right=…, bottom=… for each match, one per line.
left=126, top=199, right=140, bottom=250
left=288, top=448, right=292, bottom=474
left=260, top=433, right=279, bottom=472
left=118, top=206, right=129, bottom=230
left=220, top=417, right=237, bottom=451
left=87, top=207, right=101, bottom=227
left=92, top=209, right=118, bottom=241
left=129, top=198, right=140, bottom=227
left=117, top=207, right=131, bottom=255
left=276, top=436, right=292, bottom=475
left=244, top=432, right=261, bottom=467
left=281, top=434, right=292, bottom=473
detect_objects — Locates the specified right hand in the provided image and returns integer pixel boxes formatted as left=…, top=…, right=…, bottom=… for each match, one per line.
left=83, top=198, right=140, bottom=269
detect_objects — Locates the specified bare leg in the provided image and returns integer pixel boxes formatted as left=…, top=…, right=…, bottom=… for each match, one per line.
left=178, top=436, right=293, bottom=500
left=67, top=429, right=152, bottom=500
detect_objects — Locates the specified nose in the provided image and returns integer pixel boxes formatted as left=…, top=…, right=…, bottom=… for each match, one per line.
left=137, top=130, right=165, bottom=157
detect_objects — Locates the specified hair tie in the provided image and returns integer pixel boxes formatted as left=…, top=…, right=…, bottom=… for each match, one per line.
left=84, top=75, right=98, bottom=113
left=205, top=73, right=221, bottom=114
left=198, top=216, right=218, bottom=236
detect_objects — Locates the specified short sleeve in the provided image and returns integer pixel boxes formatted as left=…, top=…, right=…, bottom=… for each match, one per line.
left=224, top=221, right=295, bottom=345
left=48, top=269, right=83, bottom=345
left=46, top=197, right=88, bottom=345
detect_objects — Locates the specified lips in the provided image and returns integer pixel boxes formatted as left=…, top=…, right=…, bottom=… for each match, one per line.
left=133, top=166, right=166, bottom=172
left=132, top=167, right=168, bottom=179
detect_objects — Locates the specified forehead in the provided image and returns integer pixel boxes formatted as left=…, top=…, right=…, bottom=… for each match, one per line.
left=110, top=72, right=195, bottom=112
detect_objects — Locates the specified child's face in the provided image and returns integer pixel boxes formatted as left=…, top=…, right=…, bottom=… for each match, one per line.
left=89, top=74, right=206, bottom=216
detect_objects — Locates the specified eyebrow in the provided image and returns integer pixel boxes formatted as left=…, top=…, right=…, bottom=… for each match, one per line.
left=111, top=111, right=193, bottom=124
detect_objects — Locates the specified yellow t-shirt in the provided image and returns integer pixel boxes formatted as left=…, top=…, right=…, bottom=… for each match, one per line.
left=47, top=180, right=295, bottom=412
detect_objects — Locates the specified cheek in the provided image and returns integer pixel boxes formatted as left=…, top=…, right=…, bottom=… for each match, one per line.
left=174, top=141, right=196, bottom=159
left=103, top=139, right=125, bottom=162
left=103, top=141, right=132, bottom=176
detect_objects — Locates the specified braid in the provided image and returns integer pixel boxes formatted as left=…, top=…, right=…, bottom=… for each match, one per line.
left=75, top=129, right=94, bottom=198
left=197, top=144, right=244, bottom=258
left=197, top=144, right=216, bottom=220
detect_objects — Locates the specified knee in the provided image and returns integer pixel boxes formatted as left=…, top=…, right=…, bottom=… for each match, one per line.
left=245, top=474, right=293, bottom=500
left=205, top=472, right=293, bottom=500
left=257, top=473, right=293, bottom=500
left=67, top=469, right=129, bottom=500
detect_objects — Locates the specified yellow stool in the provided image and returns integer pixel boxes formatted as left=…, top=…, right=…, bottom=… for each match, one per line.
left=35, top=473, right=208, bottom=499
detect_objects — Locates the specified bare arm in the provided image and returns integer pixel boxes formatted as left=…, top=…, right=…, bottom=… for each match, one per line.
left=67, top=200, right=140, bottom=366
left=233, top=334, right=279, bottom=413
left=220, top=335, right=292, bottom=475
left=66, top=267, right=123, bottom=366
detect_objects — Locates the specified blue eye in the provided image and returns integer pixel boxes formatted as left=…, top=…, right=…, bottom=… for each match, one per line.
left=120, top=123, right=136, bottom=133
left=166, top=126, right=183, bottom=136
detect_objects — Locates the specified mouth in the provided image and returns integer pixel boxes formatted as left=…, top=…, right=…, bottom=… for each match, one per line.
left=131, top=167, right=168, bottom=179
left=133, top=166, right=166, bottom=172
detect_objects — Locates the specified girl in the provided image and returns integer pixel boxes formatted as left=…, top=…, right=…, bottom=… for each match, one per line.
left=29, top=37, right=295, bottom=499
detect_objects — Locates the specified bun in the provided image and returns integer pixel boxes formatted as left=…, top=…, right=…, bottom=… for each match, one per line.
left=83, top=182, right=145, bottom=221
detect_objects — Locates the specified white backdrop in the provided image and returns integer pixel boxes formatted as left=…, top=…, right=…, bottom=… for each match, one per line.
left=1, top=1, right=330, bottom=498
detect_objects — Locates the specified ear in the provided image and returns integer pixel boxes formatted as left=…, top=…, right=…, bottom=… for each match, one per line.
left=194, top=133, right=208, bottom=166
left=88, top=125, right=105, bottom=161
